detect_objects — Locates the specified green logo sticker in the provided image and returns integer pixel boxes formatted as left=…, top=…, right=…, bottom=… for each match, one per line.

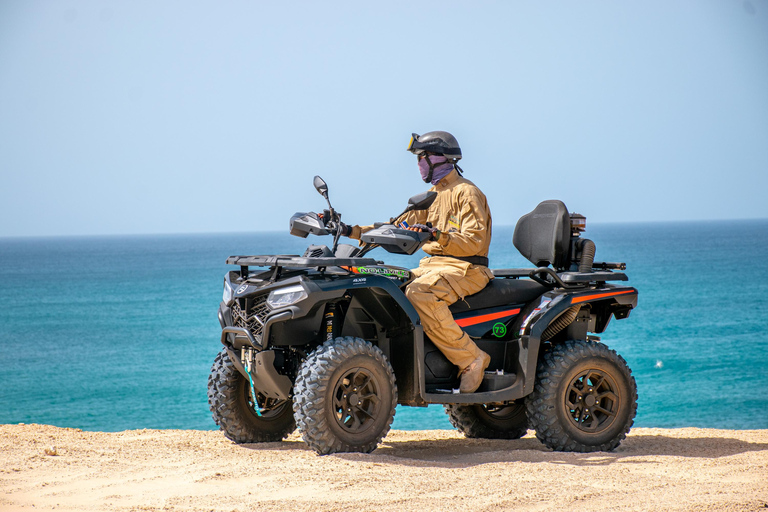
left=357, top=267, right=410, bottom=279
left=492, top=322, right=507, bottom=338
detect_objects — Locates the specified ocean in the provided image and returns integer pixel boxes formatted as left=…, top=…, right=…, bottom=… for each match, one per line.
left=1, top=220, right=767, bottom=432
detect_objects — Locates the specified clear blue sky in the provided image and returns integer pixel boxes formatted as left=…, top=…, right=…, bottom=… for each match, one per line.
left=1, top=1, right=767, bottom=237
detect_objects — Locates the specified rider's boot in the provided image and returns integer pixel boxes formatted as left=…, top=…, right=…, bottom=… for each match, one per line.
left=459, top=351, right=491, bottom=393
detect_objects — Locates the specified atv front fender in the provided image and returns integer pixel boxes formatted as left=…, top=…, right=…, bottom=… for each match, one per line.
left=221, top=346, right=293, bottom=400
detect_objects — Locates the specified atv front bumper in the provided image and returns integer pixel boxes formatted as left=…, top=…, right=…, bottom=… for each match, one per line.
left=217, top=304, right=293, bottom=400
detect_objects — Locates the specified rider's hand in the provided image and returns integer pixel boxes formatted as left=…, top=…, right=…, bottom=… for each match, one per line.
left=337, top=222, right=352, bottom=237
left=408, top=224, right=441, bottom=241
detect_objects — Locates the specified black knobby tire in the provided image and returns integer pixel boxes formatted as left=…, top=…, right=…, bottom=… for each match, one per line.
left=207, top=348, right=296, bottom=443
left=292, top=336, right=397, bottom=455
left=445, top=401, right=528, bottom=440
left=526, top=340, right=637, bottom=452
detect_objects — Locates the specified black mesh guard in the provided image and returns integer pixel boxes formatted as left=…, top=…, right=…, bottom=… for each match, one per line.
left=512, top=200, right=571, bottom=269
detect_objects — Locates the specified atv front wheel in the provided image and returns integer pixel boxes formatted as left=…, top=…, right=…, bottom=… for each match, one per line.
left=445, top=401, right=528, bottom=439
left=526, top=339, right=637, bottom=452
left=208, top=348, right=296, bottom=443
left=293, top=337, right=397, bottom=455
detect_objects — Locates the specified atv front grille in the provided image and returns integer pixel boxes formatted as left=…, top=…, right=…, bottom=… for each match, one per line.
left=231, top=295, right=271, bottom=342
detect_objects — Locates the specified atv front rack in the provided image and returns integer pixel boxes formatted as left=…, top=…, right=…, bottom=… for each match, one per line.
left=226, top=255, right=380, bottom=277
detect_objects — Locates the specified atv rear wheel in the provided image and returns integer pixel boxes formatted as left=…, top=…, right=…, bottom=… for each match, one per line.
left=445, top=401, right=528, bottom=439
left=293, top=337, right=397, bottom=455
left=526, top=340, right=637, bottom=452
left=208, top=348, right=296, bottom=443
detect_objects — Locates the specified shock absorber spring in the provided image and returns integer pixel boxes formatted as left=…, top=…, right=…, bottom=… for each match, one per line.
left=324, top=302, right=337, bottom=341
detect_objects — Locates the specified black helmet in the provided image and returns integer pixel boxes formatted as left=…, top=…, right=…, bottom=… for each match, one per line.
left=407, top=131, right=462, bottom=161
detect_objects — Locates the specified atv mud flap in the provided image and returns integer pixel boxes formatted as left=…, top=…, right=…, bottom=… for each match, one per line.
left=223, top=346, right=293, bottom=401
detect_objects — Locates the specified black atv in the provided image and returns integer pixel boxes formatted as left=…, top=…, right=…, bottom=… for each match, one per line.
left=208, top=176, right=638, bottom=454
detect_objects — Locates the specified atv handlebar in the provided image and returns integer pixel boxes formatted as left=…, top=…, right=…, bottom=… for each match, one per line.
left=291, top=178, right=438, bottom=256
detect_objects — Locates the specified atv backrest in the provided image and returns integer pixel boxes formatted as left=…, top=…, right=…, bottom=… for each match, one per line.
left=513, top=200, right=571, bottom=269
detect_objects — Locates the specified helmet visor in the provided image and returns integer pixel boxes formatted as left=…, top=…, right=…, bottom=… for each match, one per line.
left=407, top=133, right=425, bottom=155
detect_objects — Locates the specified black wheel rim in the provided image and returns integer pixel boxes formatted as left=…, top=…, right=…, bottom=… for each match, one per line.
left=332, top=367, right=381, bottom=434
left=242, top=382, right=289, bottom=420
left=481, top=403, right=524, bottom=421
left=564, top=369, right=620, bottom=433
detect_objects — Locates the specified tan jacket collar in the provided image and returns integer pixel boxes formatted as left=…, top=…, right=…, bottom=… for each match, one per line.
left=434, top=169, right=460, bottom=189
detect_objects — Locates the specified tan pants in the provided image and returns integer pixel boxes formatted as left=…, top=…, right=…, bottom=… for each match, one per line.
left=405, top=256, right=494, bottom=371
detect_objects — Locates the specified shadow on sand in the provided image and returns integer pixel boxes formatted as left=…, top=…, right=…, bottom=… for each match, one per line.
left=241, top=431, right=768, bottom=469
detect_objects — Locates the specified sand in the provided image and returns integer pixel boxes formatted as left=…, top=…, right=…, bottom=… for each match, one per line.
left=1, top=424, right=767, bottom=512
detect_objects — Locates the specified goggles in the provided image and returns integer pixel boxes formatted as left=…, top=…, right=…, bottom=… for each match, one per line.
left=407, top=133, right=425, bottom=155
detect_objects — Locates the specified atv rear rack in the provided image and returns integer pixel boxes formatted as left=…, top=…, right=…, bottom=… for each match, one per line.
left=492, top=267, right=628, bottom=288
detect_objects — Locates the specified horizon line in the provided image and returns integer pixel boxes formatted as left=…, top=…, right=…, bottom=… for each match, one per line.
left=1, top=216, right=767, bottom=241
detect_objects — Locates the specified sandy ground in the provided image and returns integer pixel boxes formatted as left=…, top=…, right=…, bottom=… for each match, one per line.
left=1, top=424, right=767, bottom=512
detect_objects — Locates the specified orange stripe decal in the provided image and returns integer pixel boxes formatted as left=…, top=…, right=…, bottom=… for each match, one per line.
left=455, top=308, right=521, bottom=327
left=571, top=289, right=635, bottom=304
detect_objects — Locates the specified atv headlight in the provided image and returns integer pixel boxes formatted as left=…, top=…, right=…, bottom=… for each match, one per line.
left=222, top=280, right=235, bottom=306
left=267, top=284, right=308, bottom=309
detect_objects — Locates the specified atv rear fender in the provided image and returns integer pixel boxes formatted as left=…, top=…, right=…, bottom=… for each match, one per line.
left=419, top=283, right=638, bottom=404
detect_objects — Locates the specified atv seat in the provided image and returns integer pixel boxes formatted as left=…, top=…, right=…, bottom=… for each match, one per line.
left=448, top=200, right=569, bottom=314
left=449, top=278, right=548, bottom=314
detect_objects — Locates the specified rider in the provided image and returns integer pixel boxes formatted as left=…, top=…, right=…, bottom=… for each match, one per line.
left=342, top=131, right=493, bottom=393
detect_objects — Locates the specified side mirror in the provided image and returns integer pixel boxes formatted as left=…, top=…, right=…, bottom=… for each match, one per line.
left=390, top=190, right=437, bottom=224
left=406, top=191, right=437, bottom=212
left=313, top=175, right=329, bottom=199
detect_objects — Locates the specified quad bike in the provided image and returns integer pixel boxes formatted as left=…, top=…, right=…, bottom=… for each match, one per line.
left=208, top=176, right=638, bottom=454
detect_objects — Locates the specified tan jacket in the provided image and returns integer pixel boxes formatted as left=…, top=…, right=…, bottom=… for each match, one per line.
left=350, top=169, right=492, bottom=259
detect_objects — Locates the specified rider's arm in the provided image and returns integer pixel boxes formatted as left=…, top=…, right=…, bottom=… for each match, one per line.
left=347, top=224, right=373, bottom=240
left=347, top=209, right=428, bottom=240
left=426, top=186, right=490, bottom=257
left=394, top=209, right=428, bottom=229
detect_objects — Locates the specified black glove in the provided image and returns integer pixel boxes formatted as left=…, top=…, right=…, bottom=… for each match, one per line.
left=337, top=222, right=352, bottom=237
left=411, top=223, right=441, bottom=241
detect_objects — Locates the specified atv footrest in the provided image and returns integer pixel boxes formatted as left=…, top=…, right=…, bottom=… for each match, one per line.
left=429, top=371, right=518, bottom=395
left=480, top=371, right=517, bottom=392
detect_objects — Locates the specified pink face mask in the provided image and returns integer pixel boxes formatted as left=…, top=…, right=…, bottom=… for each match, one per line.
left=418, top=155, right=453, bottom=185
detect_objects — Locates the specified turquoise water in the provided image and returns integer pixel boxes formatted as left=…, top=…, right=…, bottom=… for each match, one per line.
left=1, top=221, right=767, bottom=431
